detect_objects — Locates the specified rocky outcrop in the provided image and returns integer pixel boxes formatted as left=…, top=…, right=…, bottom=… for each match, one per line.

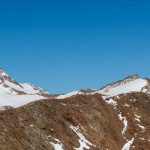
left=0, top=93, right=149, bottom=150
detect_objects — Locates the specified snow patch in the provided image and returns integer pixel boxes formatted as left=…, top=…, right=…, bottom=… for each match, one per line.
left=105, top=98, right=117, bottom=107
left=123, top=104, right=130, bottom=107
left=69, top=125, right=95, bottom=150
left=57, top=91, right=83, bottom=99
left=138, top=124, right=145, bottom=131
left=134, top=115, right=141, bottom=122
left=4, top=80, right=23, bottom=92
left=118, top=113, right=128, bottom=135
left=102, top=96, right=117, bottom=107
left=50, top=138, right=64, bottom=150
left=122, top=138, right=134, bottom=150
left=21, top=83, right=49, bottom=95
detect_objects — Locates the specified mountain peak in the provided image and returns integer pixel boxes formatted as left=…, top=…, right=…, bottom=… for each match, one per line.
left=96, top=74, right=149, bottom=97
left=0, top=68, right=8, bottom=77
left=0, top=68, right=53, bottom=108
left=123, top=74, right=140, bottom=80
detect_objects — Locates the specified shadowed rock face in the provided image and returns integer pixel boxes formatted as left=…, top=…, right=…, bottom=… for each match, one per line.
left=0, top=93, right=149, bottom=150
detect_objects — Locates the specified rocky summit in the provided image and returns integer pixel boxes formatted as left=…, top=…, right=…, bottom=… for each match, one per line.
left=0, top=69, right=149, bottom=150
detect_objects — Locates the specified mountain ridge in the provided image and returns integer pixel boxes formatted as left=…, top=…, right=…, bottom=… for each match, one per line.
left=0, top=68, right=149, bottom=107
left=0, top=68, right=55, bottom=108
left=0, top=68, right=149, bottom=150
left=57, top=74, right=150, bottom=99
left=0, top=68, right=49, bottom=95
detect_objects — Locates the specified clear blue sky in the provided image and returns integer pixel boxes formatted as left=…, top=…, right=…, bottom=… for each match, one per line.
left=0, top=0, right=149, bottom=93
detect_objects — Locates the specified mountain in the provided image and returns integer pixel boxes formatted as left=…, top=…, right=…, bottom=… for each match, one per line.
left=0, top=68, right=50, bottom=95
left=57, top=74, right=150, bottom=99
left=0, top=68, right=54, bottom=108
left=96, top=74, right=150, bottom=96
left=0, top=92, right=149, bottom=150
left=0, top=70, right=149, bottom=150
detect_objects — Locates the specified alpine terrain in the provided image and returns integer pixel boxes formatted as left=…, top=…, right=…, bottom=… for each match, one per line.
left=0, top=69, right=149, bottom=150
left=0, top=68, right=54, bottom=109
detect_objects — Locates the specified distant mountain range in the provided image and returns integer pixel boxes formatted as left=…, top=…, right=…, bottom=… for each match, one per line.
left=57, top=74, right=150, bottom=99
left=0, top=68, right=56, bottom=108
left=0, top=68, right=149, bottom=108
left=0, top=68, right=149, bottom=150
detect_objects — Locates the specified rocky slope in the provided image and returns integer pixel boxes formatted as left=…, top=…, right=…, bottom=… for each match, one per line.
left=0, top=70, right=149, bottom=150
left=0, top=93, right=150, bottom=150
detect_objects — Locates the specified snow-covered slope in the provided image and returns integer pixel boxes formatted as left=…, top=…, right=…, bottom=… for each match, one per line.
left=0, top=95, right=44, bottom=108
left=0, top=68, right=49, bottom=95
left=57, top=89, right=96, bottom=99
left=57, top=75, right=150, bottom=99
left=0, top=68, right=49, bottom=108
left=95, top=75, right=149, bottom=97
left=57, top=91, right=83, bottom=99
left=0, top=68, right=149, bottom=107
